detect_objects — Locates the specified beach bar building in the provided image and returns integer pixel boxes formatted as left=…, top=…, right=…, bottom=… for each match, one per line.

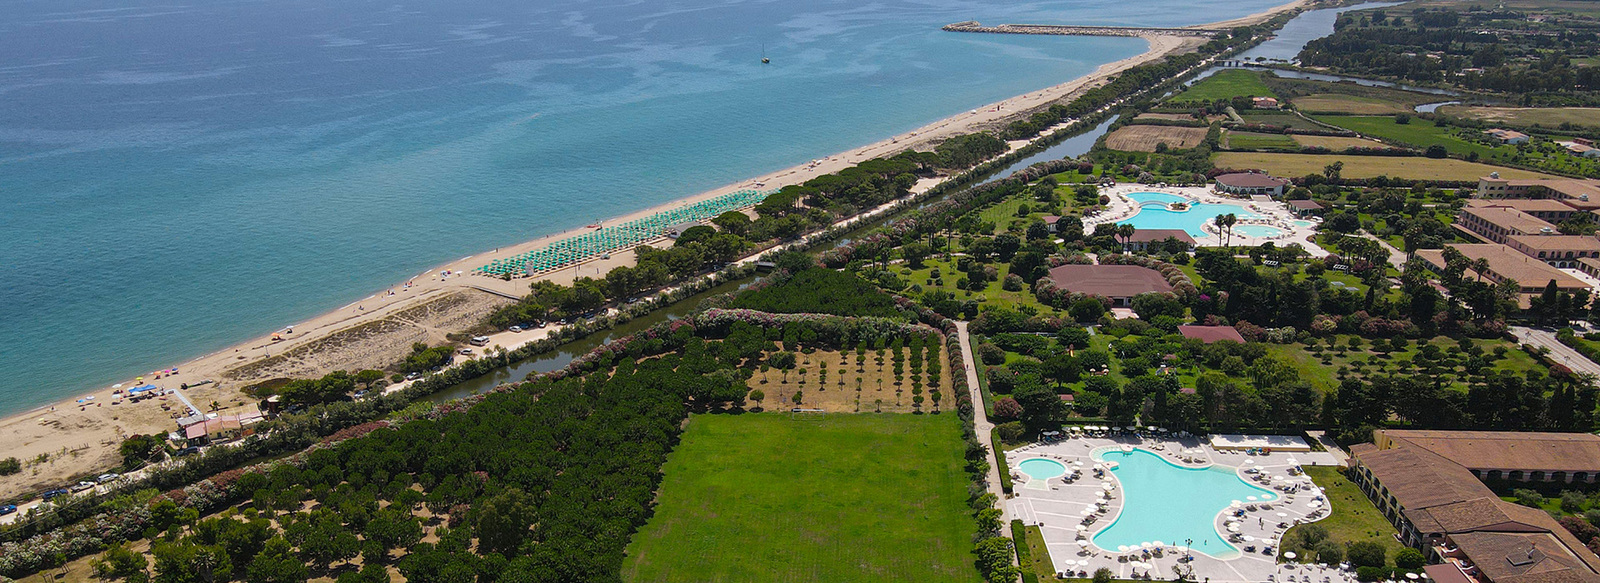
left=1214, top=172, right=1290, bottom=197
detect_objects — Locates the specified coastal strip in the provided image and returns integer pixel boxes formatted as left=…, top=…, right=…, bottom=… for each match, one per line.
left=0, top=0, right=1315, bottom=501
left=942, top=21, right=1224, bottom=38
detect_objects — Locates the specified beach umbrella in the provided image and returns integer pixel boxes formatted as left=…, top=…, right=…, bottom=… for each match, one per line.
left=1081, top=508, right=1095, bottom=516
left=1078, top=539, right=1091, bottom=547
left=1247, top=496, right=1259, bottom=501
left=1103, top=482, right=1115, bottom=491
left=1243, top=535, right=1255, bottom=542
left=1227, top=524, right=1241, bottom=532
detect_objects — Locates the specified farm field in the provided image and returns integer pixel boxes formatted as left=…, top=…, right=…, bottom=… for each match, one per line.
left=621, top=413, right=978, bottom=583
left=1104, top=124, right=1210, bottom=152
left=1136, top=112, right=1197, bottom=122
left=1238, top=110, right=1328, bottom=131
left=1292, top=93, right=1414, bottom=115
left=745, top=346, right=949, bottom=414
left=1291, top=135, right=1387, bottom=150
left=1211, top=152, right=1556, bottom=180
left=1172, top=69, right=1275, bottom=103
left=1436, top=105, right=1600, bottom=128
left=1225, top=131, right=1298, bottom=150
left=1313, top=115, right=1501, bottom=158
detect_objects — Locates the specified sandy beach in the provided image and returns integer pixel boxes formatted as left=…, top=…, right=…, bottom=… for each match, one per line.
left=0, top=1, right=1313, bottom=501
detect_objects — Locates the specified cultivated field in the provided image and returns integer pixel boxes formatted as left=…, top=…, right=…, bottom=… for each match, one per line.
left=1105, top=124, right=1209, bottom=152
left=746, top=347, right=948, bottom=414
left=1292, top=93, right=1414, bottom=115
left=1291, top=135, right=1387, bottom=150
left=1212, top=152, right=1556, bottom=179
left=1437, top=105, right=1600, bottom=128
left=1313, top=115, right=1501, bottom=158
left=1224, top=131, right=1298, bottom=150
left=1135, top=112, right=1198, bottom=122
left=1238, top=110, right=1328, bottom=131
left=621, top=413, right=978, bottom=583
left=1172, top=69, right=1275, bottom=103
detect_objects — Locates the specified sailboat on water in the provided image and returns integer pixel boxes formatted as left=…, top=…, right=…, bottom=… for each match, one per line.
left=761, top=43, right=770, bottom=64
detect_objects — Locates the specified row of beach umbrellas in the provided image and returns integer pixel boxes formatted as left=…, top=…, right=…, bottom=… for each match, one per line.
left=475, top=189, right=771, bottom=277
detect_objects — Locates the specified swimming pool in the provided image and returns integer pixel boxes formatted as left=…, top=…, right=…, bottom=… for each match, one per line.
left=1292, top=220, right=1315, bottom=228
left=1120, top=192, right=1259, bottom=237
left=1019, top=458, right=1067, bottom=480
left=1091, top=449, right=1276, bottom=558
left=1234, top=225, right=1285, bottom=238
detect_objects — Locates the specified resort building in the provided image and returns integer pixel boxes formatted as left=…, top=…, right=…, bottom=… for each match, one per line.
left=1349, top=430, right=1600, bottom=583
left=1467, top=199, right=1585, bottom=223
left=1287, top=199, right=1324, bottom=217
left=1251, top=96, right=1281, bottom=109
left=1478, top=176, right=1600, bottom=204
left=1486, top=129, right=1530, bottom=145
left=1562, top=142, right=1600, bottom=159
left=1214, top=172, right=1290, bottom=197
left=1042, top=215, right=1063, bottom=233
left=1176, top=325, right=1245, bottom=344
left=1415, top=244, right=1590, bottom=306
left=1455, top=206, right=1558, bottom=244
left=1503, top=235, right=1600, bottom=268
left=1045, top=264, right=1172, bottom=307
left=1579, top=258, right=1600, bottom=281
left=1123, top=228, right=1196, bottom=252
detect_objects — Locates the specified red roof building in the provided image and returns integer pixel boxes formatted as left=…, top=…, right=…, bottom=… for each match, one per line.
left=1046, top=264, right=1172, bottom=306
left=1177, top=325, right=1246, bottom=344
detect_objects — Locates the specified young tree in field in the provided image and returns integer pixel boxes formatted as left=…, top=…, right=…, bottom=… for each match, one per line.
left=749, top=390, right=764, bottom=410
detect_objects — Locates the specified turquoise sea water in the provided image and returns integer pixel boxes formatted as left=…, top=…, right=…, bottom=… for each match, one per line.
left=0, top=0, right=1289, bottom=416
left=1119, top=192, right=1259, bottom=237
left=1092, top=449, right=1275, bottom=558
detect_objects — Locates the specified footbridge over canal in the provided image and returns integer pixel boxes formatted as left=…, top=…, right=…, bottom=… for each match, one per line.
left=942, top=21, right=1225, bottom=38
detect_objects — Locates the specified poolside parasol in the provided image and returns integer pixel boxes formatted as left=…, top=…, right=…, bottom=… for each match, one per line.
left=1406, top=574, right=1419, bottom=580
left=1103, top=482, right=1115, bottom=491
left=1077, top=525, right=1089, bottom=532
left=1141, top=542, right=1153, bottom=550
left=1245, top=459, right=1255, bottom=464
left=1078, top=539, right=1091, bottom=547
left=1247, top=496, right=1259, bottom=501
left=1231, top=500, right=1242, bottom=508
left=1277, top=512, right=1289, bottom=517
left=1307, top=501, right=1323, bottom=508
left=1081, top=508, right=1095, bottom=516
left=1154, top=540, right=1165, bottom=548
left=1285, top=552, right=1297, bottom=559
left=1227, top=524, right=1241, bottom=532
left=1243, top=535, right=1255, bottom=542
left=1118, top=545, right=1130, bottom=553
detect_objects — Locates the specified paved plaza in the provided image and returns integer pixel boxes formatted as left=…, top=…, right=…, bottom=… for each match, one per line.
left=1006, top=431, right=1355, bottom=582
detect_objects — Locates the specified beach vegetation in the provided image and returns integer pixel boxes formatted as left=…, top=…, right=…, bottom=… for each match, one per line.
left=0, top=457, right=19, bottom=476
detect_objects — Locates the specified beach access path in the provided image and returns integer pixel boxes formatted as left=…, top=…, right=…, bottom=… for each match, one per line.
left=0, top=0, right=1313, bottom=502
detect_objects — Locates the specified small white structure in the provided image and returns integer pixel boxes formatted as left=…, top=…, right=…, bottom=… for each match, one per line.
left=1208, top=434, right=1313, bottom=452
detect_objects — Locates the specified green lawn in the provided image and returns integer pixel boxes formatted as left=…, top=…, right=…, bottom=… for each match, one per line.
left=621, top=413, right=979, bottom=583
left=1173, top=69, right=1275, bottom=103
left=904, top=256, right=1057, bottom=315
left=1312, top=115, right=1502, bottom=159
left=1280, top=466, right=1405, bottom=567
left=1238, top=111, right=1328, bottom=131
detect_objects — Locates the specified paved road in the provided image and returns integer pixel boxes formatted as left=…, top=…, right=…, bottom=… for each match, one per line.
left=1511, top=326, right=1600, bottom=377
left=956, top=322, right=1009, bottom=516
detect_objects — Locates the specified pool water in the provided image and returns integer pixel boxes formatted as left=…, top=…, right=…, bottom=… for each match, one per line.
left=1091, top=449, right=1276, bottom=558
left=1292, top=220, right=1316, bottom=228
left=1120, top=192, right=1259, bottom=237
left=1019, top=458, right=1068, bottom=480
left=1234, top=225, right=1285, bottom=238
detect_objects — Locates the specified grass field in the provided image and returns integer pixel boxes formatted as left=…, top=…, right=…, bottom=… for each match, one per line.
left=1279, top=467, right=1405, bottom=568
left=1292, top=94, right=1413, bottom=115
left=1225, top=131, right=1298, bottom=151
left=1291, top=135, right=1385, bottom=150
left=1136, top=113, right=1197, bottom=122
left=1438, top=105, right=1600, bottom=128
left=1105, top=124, right=1210, bottom=152
left=621, top=413, right=978, bottom=583
left=1313, top=115, right=1501, bottom=159
left=1212, top=152, right=1555, bottom=180
left=1173, top=69, right=1274, bottom=103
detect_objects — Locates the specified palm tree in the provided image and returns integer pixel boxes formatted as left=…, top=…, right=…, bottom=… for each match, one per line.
left=1221, top=213, right=1238, bottom=248
left=1474, top=257, right=1491, bottom=283
left=1116, top=223, right=1136, bottom=253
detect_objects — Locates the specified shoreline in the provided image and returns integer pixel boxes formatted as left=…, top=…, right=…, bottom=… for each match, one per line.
left=0, top=0, right=1312, bottom=500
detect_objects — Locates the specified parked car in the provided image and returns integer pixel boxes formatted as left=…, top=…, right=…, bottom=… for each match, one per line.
left=458, top=348, right=473, bottom=355
left=175, top=446, right=200, bottom=457
left=508, top=325, right=522, bottom=333
left=40, top=489, right=69, bottom=501
left=70, top=481, right=95, bottom=493
left=0, top=504, right=16, bottom=515
left=405, top=372, right=422, bottom=381
left=96, top=473, right=119, bottom=483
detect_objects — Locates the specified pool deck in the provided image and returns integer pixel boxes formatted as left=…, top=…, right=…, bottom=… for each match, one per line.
left=1085, top=184, right=1330, bottom=257
left=1006, top=433, right=1353, bottom=582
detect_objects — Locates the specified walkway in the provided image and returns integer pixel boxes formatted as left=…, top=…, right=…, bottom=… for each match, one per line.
left=1511, top=326, right=1600, bottom=377
left=957, top=321, right=1014, bottom=529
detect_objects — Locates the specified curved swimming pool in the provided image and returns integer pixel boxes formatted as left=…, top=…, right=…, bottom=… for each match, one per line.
left=1091, top=449, right=1275, bottom=559
left=1120, top=192, right=1260, bottom=237
left=1019, top=458, right=1067, bottom=480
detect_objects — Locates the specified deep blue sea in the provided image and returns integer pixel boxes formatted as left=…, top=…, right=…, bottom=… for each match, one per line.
left=0, top=0, right=1287, bottom=416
